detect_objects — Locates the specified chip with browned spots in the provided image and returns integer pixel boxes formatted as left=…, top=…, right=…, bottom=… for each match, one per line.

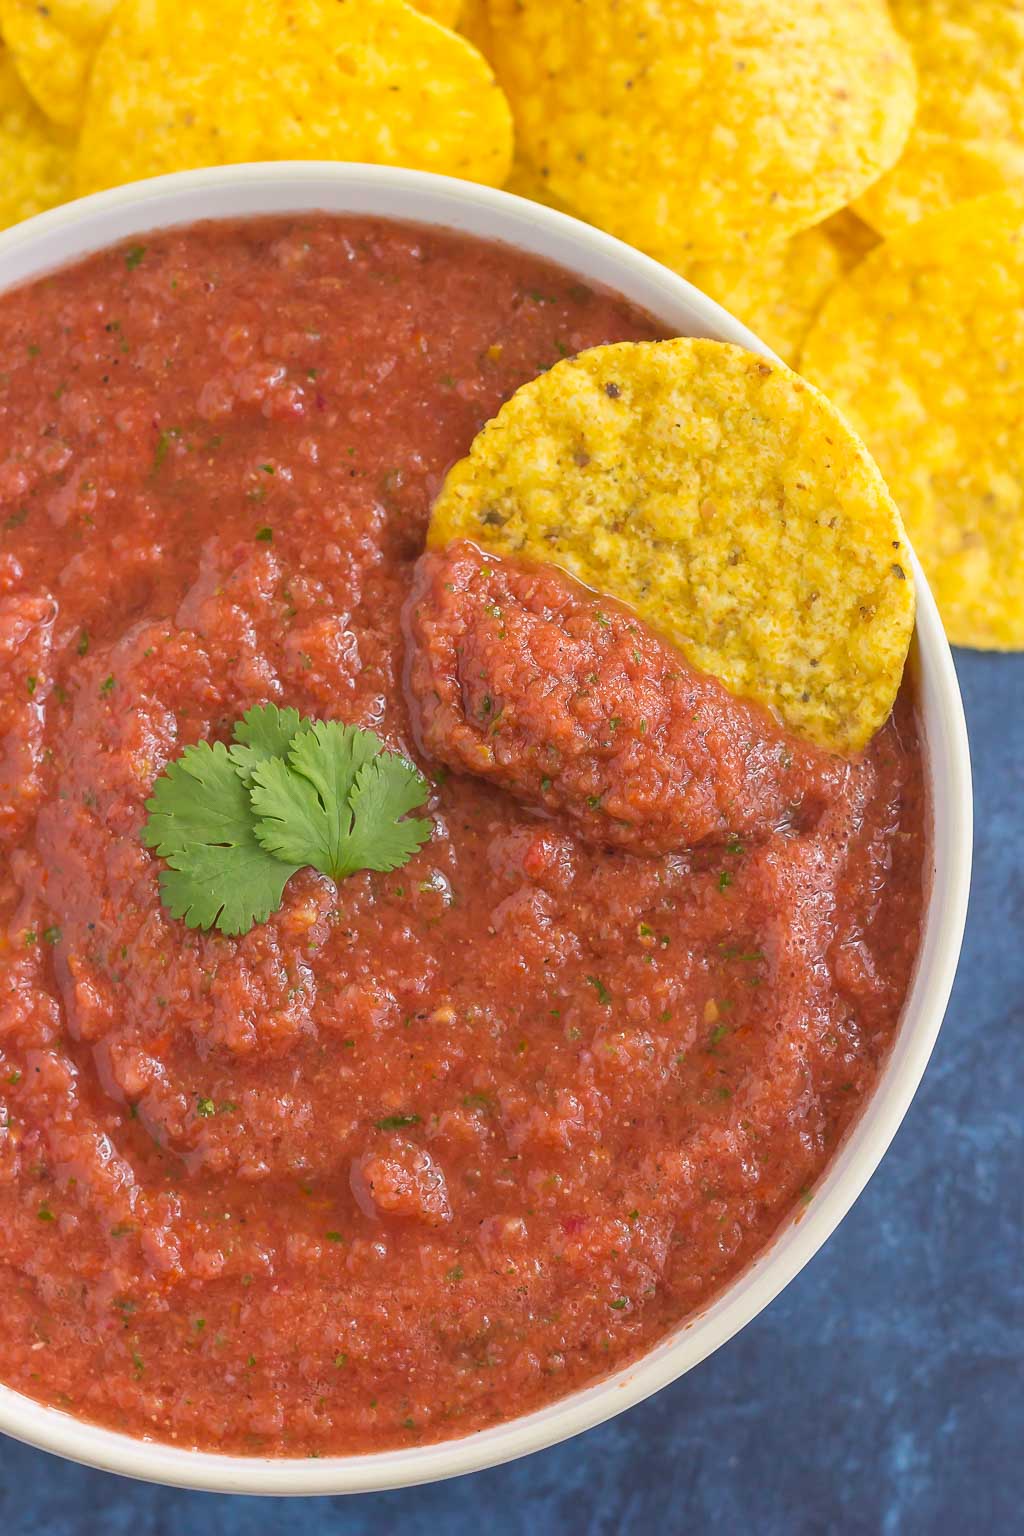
left=429, top=337, right=914, bottom=752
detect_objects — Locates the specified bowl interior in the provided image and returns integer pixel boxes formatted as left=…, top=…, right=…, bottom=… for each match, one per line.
left=0, top=164, right=973, bottom=1495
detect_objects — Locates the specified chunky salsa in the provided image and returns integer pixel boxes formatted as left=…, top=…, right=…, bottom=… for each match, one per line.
left=0, top=216, right=926, bottom=1455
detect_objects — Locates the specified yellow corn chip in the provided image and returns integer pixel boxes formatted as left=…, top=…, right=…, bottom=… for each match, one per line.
left=429, top=338, right=914, bottom=750
left=686, top=226, right=843, bottom=366
left=486, top=0, right=916, bottom=261
left=802, top=191, right=1024, bottom=650
left=505, top=156, right=568, bottom=211
left=856, top=0, right=1024, bottom=236
left=458, top=0, right=493, bottom=55
left=821, top=207, right=880, bottom=269
left=682, top=211, right=879, bottom=365
left=413, top=0, right=462, bottom=26
left=76, top=0, right=513, bottom=196
left=0, top=44, right=74, bottom=229
left=0, top=0, right=116, bottom=127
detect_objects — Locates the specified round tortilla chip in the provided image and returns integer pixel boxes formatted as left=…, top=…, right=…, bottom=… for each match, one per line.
left=855, top=0, right=1024, bottom=236
left=801, top=191, right=1024, bottom=651
left=486, top=0, right=916, bottom=261
left=683, top=212, right=880, bottom=365
left=76, top=0, right=513, bottom=196
left=429, top=338, right=914, bottom=751
left=0, top=44, right=74, bottom=229
left=0, top=0, right=117, bottom=127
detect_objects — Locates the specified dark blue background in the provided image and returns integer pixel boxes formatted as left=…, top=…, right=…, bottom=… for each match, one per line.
left=1, top=651, right=1020, bottom=1535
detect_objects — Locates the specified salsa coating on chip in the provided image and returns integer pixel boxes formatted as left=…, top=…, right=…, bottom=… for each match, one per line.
left=407, top=541, right=845, bottom=851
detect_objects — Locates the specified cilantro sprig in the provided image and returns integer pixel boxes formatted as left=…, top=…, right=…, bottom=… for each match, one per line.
left=143, top=739, right=292, bottom=935
left=143, top=705, right=432, bottom=936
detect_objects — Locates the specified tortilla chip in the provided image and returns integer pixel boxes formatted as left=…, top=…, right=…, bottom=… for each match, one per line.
left=505, top=156, right=569, bottom=211
left=413, top=0, right=462, bottom=26
left=0, top=0, right=116, bottom=127
left=821, top=208, right=881, bottom=269
left=686, top=226, right=842, bottom=365
left=76, top=0, right=513, bottom=196
left=0, top=44, right=74, bottom=228
left=429, top=338, right=914, bottom=751
left=802, top=191, right=1024, bottom=650
left=458, top=0, right=493, bottom=55
left=486, top=0, right=917, bottom=260
left=682, top=211, right=881, bottom=364
left=856, top=0, right=1024, bottom=236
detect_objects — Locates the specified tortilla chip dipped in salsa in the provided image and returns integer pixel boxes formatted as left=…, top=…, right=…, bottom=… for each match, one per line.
left=429, top=337, right=915, bottom=753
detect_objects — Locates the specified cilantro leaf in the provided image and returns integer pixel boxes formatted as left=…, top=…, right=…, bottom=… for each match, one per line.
left=144, top=715, right=432, bottom=934
left=344, top=754, right=436, bottom=874
left=245, top=755, right=330, bottom=869
left=143, top=740, right=299, bottom=935
left=229, top=702, right=312, bottom=786
left=250, top=721, right=431, bottom=880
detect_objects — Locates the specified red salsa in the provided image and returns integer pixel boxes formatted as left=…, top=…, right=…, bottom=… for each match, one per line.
left=0, top=217, right=926, bottom=1455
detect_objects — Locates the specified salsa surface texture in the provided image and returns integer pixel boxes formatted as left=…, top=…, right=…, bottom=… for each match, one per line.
left=0, top=216, right=926, bottom=1454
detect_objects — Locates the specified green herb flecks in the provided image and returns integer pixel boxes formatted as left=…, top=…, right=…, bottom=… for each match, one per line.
left=153, top=427, right=180, bottom=470
left=586, top=975, right=612, bottom=1006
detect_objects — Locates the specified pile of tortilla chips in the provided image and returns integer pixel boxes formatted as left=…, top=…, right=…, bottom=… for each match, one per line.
left=0, top=0, right=512, bottom=215
left=1, top=0, right=1022, bottom=652
left=802, top=193, right=1024, bottom=651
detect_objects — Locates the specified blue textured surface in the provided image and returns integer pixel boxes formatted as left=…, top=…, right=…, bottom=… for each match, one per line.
left=0, top=649, right=1020, bottom=1535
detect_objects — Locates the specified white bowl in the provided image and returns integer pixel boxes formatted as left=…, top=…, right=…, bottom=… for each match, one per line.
left=0, top=164, right=972, bottom=1495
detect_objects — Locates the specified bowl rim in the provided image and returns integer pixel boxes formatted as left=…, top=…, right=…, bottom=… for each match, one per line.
left=0, top=162, right=973, bottom=1496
